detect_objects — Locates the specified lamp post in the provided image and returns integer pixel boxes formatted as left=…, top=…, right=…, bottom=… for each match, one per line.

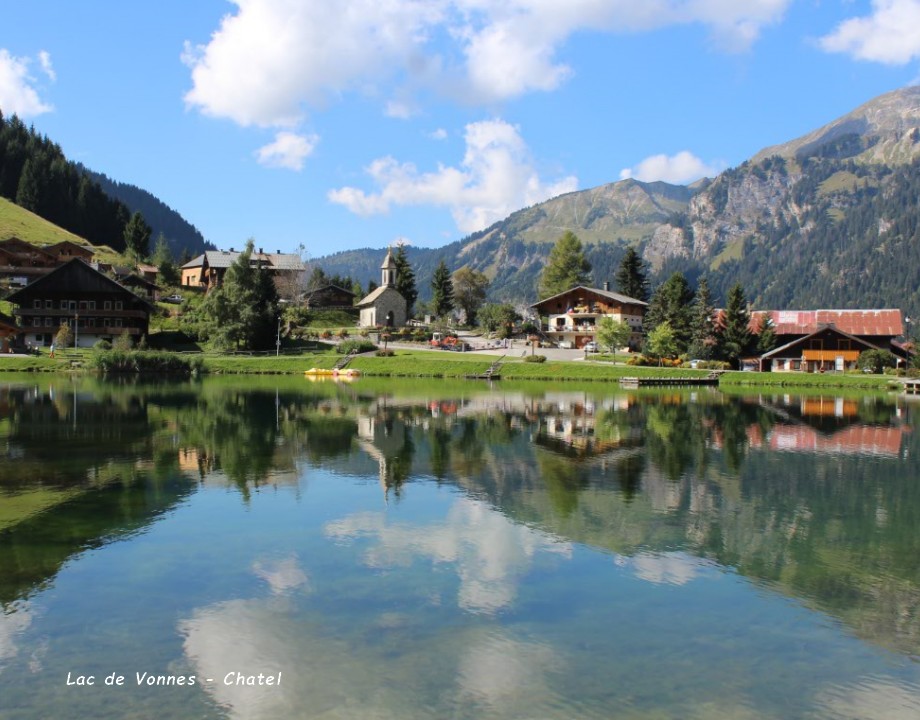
left=74, top=313, right=78, bottom=349
left=276, top=315, right=281, bottom=357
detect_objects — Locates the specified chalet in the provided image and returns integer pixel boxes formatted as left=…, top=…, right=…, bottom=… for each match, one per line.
left=180, top=248, right=305, bottom=291
left=7, top=259, right=153, bottom=348
left=357, top=249, right=406, bottom=328
left=43, top=240, right=95, bottom=263
left=0, top=237, right=59, bottom=286
left=530, top=283, right=647, bottom=349
left=304, top=284, right=355, bottom=309
left=751, top=309, right=907, bottom=372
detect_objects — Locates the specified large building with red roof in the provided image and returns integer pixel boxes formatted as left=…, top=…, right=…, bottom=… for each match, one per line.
left=749, top=309, right=908, bottom=372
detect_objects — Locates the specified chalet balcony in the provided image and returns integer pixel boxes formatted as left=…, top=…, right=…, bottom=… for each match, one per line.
left=15, top=307, right=149, bottom=321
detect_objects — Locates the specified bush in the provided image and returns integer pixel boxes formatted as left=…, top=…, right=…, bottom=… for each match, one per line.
left=90, top=350, right=203, bottom=375
left=338, top=339, right=376, bottom=354
left=524, top=354, right=547, bottom=363
left=858, top=348, right=897, bottom=374
left=375, top=349, right=395, bottom=357
left=93, top=339, right=112, bottom=351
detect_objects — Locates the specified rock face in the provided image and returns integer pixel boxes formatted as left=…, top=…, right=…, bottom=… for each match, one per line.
left=318, top=86, right=920, bottom=315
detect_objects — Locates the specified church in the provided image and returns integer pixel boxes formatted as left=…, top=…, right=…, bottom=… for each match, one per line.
left=356, top=249, right=407, bottom=328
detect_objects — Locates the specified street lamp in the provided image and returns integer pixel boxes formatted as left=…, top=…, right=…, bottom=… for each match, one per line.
left=276, top=315, right=282, bottom=357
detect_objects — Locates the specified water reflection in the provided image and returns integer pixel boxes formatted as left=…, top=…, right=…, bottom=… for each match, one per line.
left=2, top=377, right=920, bottom=718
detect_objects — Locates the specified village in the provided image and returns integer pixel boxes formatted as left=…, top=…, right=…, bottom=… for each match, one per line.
left=0, top=232, right=913, bottom=376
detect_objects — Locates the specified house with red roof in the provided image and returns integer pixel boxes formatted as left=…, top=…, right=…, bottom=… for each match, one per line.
left=750, top=309, right=908, bottom=372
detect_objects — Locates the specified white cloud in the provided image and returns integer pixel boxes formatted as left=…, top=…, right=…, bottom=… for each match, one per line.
left=429, top=128, right=448, bottom=140
left=619, top=150, right=722, bottom=184
left=385, top=100, right=416, bottom=119
left=819, top=0, right=920, bottom=64
left=325, top=497, right=571, bottom=614
left=0, top=49, right=53, bottom=117
left=255, top=131, right=318, bottom=170
left=328, top=118, right=578, bottom=233
left=37, top=50, right=55, bottom=82
left=183, top=1, right=793, bottom=124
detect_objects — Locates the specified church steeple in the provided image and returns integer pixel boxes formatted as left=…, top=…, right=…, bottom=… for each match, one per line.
left=381, top=247, right=398, bottom=287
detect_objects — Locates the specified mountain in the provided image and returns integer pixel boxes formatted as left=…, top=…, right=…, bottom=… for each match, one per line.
left=81, top=168, right=214, bottom=259
left=317, top=86, right=920, bottom=318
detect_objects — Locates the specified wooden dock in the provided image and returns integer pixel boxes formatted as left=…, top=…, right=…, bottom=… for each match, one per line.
left=619, top=374, right=721, bottom=388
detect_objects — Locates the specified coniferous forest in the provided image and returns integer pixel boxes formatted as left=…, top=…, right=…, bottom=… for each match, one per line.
left=0, top=111, right=210, bottom=258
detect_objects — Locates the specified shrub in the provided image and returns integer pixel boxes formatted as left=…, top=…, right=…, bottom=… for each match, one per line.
left=90, top=350, right=203, bottom=375
left=93, top=339, right=112, bottom=351
left=375, top=349, right=395, bottom=357
left=524, top=354, right=547, bottom=363
left=338, top=339, right=376, bottom=354
left=858, top=348, right=897, bottom=374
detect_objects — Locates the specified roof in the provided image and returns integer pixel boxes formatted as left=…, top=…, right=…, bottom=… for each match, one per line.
left=530, top=285, right=648, bottom=310
left=305, top=284, right=355, bottom=298
left=191, top=250, right=306, bottom=271
left=356, top=285, right=403, bottom=307
left=381, top=248, right=397, bottom=269
left=0, top=312, right=19, bottom=332
left=5, top=258, right=154, bottom=309
left=751, top=309, right=903, bottom=336
left=760, top=325, right=885, bottom=359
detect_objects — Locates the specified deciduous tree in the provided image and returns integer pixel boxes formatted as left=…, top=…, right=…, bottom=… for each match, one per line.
left=453, top=266, right=489, bottom=326
left=596, top=316, right=631, bottom=354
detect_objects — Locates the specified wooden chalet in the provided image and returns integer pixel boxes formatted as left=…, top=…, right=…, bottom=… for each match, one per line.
left=7, top=259, right=153, bottom=348
left=43, top=240, right=95, bottom=263
left=304, top=284, right=355, bottom=309
left=0, top=237, right=59, bottom=287
left=180, top=248, right=305, bottom=291
left=530, top=283, right=647, bottom=349
left=751, top=309, right=907, bottom=372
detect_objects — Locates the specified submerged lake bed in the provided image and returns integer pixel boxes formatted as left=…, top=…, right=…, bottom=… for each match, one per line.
left=1, top=375, right=919, bottom=719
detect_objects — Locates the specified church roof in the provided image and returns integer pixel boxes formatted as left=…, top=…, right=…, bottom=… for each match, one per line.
left=356, top=285, right=402, bottom=307
left=381, top=248, right=397, bottom=269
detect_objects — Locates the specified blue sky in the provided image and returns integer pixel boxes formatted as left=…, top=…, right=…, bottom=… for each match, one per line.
left=2, top=1, right=920, bottom=258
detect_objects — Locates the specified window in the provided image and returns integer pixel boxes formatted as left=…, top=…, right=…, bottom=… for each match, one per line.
left=86, top=318, right=95, bottom=328
left=44, top=318, right=52, bottom=327
left=45, top=299, right=52, bottom=309
left=115, top=319, right=123, bottom=328
left=115, top=301, right=123, bottom=310
left=33, top=300, right=41, bottom=309
left=88, top=301, right=95, bottom=310
left=61, top=300, right=68, bottom=309
left=33, top=317, right=41, bottom=327
left=103, top=318, right=111, bottom=327
left=79, top=301, right=88, bottom=311
left=104, top=301, right=112, bottom=310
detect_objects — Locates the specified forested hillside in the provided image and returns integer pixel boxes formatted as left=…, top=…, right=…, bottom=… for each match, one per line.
left=0, top=111, right=130, bottom=250
left=0, top=110, right=211, bottom=258
left=82, top=168, right=213, bottom=259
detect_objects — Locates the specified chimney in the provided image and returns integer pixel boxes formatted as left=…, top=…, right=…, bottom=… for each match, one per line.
left=603, top=281, right=610, bottom=292
left=276, top=249, right=280, bottom=254
left=229, top=247, right=234, bottom=252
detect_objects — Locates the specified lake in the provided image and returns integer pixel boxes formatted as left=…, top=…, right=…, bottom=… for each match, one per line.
left=1, top=375, right=919, bottom=719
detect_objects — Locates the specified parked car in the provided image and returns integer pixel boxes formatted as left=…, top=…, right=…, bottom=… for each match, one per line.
left=162, top=294, right=183, bottom=304
left=584, top=341, right=598, bottom=353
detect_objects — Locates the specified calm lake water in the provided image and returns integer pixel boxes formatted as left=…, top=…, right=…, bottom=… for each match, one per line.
left=1, top=374, right=919, bottom=719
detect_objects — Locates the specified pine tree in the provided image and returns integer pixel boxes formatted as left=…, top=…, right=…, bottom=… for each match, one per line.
left=755, top=313, right=777, bottom=354
left=615, top=247, right=649, bottom=302
left=688, top=277, right=717, bottom=359
left=431, top=259, right=455, bottom=318
left=719, top=283, right=753, bottom=367
left=644, top=271, right=695, bottom=354
left=123, top=211, right=152, bottom=263
left=152, top=233, right=180, bottom=286
left=393, top=245, right=418, bottom=318
left=539, top=231, right=592, bottom=299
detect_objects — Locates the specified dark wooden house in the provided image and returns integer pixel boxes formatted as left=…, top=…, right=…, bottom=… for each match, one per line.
left=304, top=284, right=355, bottom=309
left=7, top=259, right=153, bottom=348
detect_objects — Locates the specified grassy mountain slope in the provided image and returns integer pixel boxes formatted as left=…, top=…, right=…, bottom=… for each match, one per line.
left=0, top=197, right=125, bottom=265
